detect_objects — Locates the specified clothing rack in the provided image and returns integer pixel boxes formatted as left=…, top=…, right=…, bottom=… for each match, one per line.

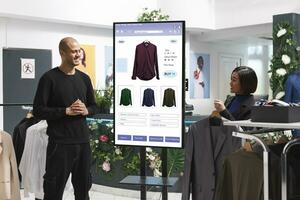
left=281, top=138, right=300, bottom=200
left=231, top=129, right=270, bottom=200
left=224, top=119, right=300, bottom=200
left=0, top=103, right=33, bottom=106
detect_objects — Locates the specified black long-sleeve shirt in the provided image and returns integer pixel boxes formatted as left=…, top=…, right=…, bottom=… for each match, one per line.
left=132, top=42, right=159, bottom=81
left=33, top=67, right=98, bottom=144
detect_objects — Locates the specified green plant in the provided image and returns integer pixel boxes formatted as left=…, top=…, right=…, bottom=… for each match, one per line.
left=269, top=21, right=300, bottom=99
left=167, top=149, right=184, bottom=176
left=137, top=8, right=169, bottom=22
left=94, top=86, right=113, bottom=113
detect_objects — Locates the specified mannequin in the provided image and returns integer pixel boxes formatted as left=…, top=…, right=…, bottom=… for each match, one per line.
left=284, top=71, right=300, bottom=137
left=284, top=71, right=300, bottom=103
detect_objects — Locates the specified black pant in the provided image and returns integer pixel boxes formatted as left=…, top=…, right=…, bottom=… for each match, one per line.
left=43, top=142, right=92, bottom=200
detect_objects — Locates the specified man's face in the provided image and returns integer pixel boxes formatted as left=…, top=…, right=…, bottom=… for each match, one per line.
left=61, top=40, right=81, bottom=67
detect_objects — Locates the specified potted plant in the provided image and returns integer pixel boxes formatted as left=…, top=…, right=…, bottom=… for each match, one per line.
left=94, top=86, right=113, bottom=114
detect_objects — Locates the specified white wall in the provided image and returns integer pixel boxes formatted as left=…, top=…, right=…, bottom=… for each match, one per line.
left=158, top=0, right=214, bottom=29
left=0, top=18, right=113, bottom=130
left=215, top=0, right=300, bottom=29
left=0, top=0, right=157, bottom=27
left=5, top=19, right=113, bottom=87
left=186, top=35, right=247, bottom=115
left=187, top=34, right=271, bottom=115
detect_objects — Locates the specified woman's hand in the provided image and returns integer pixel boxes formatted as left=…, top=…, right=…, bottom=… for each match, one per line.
left=214, top=99, right=226, bottom=112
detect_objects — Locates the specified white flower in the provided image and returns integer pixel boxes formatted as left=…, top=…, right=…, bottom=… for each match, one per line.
left=102, top=161, right=111, bottom=172
left=149, top=161, right=156, bottom=169
left=281, top=54, right=291, bottom=65
left=276, top=68, right=287, bottom=76
left=275, top=91, right=285, bottom=100
left=277, top=28, right=287, bottom=38
left=95, top=140, right=99, bottom=144
left=297, top=46, right=300, bottom=51
left=148, top=154, right=156, bottom=161
left=146, top=147, right=152, bottom=152
left=153, top=168, right=162, bottom=177
left=115, top=147, right=122, bottom=155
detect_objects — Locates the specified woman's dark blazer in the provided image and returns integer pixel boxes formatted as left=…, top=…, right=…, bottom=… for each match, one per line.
left=220, top=95, right=255, bottom=121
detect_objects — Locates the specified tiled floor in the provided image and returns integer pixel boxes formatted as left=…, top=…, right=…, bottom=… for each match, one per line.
left=21, top=184, right=182, bottom=200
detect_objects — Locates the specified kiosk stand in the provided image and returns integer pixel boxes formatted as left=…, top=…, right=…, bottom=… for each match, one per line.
left=120, top=147, right=178, bottom=200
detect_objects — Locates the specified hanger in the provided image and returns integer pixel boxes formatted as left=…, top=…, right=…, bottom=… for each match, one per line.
left=209, top=110, right=222, bottom=126
left=243, top=140, right=253, bottom=152
left=143, top=40, right=150, bottom=45
left=26, top=111, right=34, bottom=119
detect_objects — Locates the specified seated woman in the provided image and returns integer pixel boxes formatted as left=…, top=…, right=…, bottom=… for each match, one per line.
left=214, top=66, right=258, bottom=121
left=182, top=66, right=258, bottom=200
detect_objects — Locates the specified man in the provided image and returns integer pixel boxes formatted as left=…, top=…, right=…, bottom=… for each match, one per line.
left=33, top=37, right=98, bottom=200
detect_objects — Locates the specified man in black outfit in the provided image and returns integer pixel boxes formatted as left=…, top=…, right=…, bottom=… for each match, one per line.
left=33, top=37, right=98, bottom=200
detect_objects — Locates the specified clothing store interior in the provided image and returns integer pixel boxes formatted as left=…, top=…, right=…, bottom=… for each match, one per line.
left=1, top=1, right=300, bottom=200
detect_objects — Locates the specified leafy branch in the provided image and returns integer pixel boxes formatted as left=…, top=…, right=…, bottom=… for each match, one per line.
left=137, top=8, right=169, bottom=22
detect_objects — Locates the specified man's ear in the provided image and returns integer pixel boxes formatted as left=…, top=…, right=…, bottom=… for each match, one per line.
left=59, top=50, right=64, bottom=56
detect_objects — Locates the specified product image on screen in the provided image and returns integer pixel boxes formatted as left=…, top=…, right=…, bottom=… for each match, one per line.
left=114, top=21, right=185, bottom=148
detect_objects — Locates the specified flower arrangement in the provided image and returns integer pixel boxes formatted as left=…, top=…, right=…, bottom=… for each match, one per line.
left=89, top=121, right=129, bottom=175
left=137, top=8, right=169, bottom=22
left=269, top=22, right=300, bottom=99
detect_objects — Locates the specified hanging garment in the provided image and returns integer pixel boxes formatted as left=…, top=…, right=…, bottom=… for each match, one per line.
left=19, top=120, right=48, bottom=199
left=162, top=88, right=176, bottom=107
left=132, top=41, right=159, bottom=81
left=119, top=88, right=132, bottom=106
left=284, top=72, right=300, bottom=103
left=142, top=88, right=155, bottom=107
left=0, top=130, right=21, bottom=200
left=214, top=149, right=263, bottom=200
left=12, top=117, right=40, bottom=180
left=181, top=118, right=241, bottom=200
left=19, top=120, right=72, bottom=199
left=284, top=72, right=300, bottom=137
